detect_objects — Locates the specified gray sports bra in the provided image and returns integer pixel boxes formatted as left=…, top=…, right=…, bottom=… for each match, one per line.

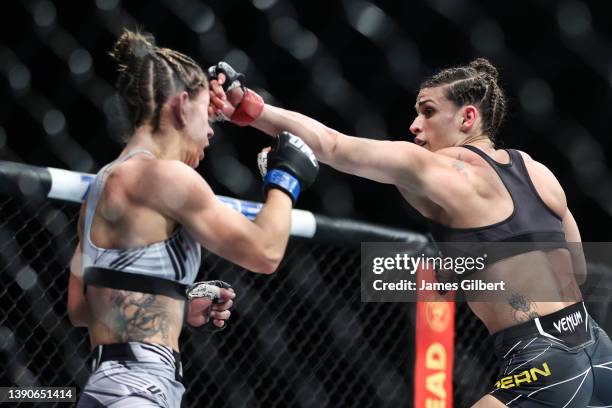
left=82, top=150, right=201, bottom=299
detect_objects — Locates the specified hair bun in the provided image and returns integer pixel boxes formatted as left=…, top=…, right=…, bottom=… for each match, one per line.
left=469, top=57, right=498, bottom=80
left=109, top=29, right=156, bottom=68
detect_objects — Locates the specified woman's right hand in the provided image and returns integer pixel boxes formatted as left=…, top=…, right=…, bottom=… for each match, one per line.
left=186, top=282, right=236, bottom=329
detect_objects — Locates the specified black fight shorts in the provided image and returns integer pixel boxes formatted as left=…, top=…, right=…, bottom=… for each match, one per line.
left=489, top=302, right=612, bottom=407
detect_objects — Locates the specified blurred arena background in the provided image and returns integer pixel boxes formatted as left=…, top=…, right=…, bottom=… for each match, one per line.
left=2, top=0, right=612, bottom=238
left=1, top=1, right=612, bottom=407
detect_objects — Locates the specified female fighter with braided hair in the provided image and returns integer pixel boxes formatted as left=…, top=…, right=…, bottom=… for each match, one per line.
left=208, top=58, right=612, bottom=407
left=69, top=30, right=318, bottom=407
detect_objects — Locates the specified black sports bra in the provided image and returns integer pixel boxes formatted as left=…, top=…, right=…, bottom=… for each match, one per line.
left=428, top=146, right=566, bottom=264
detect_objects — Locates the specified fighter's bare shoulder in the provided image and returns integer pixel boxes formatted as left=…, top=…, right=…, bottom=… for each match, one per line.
left=434, top=146, right=482, bottom=176
left=117, top=157, right=214, bottom=212
left=515, top=149, right=562, bottom=187
left=399, top=146, right=480, bottom=207
left=436, top=146, right=488, bottom=165
left=516, top=150, right=567, bottom=215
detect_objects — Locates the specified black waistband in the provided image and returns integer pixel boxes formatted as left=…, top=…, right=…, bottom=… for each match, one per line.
left=84, top=267, right=188, bottom=300
left=493, top=302, right=592, bottom=350
left=92, top=343, right=183, bottom=382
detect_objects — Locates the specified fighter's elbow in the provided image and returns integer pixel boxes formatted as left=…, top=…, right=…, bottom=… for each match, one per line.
left=252, top=249, right=283, bottom=275
left=67, top=306, right=89, bottom=327
left=69, top=317, right=88, bottom=328
left=255, top=262, right=280, bottom=275
left=67, top=293, right=89, bottom=327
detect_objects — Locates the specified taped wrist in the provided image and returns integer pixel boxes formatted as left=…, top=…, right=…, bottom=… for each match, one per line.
left=231, top=88, right=264, bottom=126
left=263, top=169, right=301, bottom=204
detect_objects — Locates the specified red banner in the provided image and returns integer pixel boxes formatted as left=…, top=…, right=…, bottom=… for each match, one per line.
left=414, top=266, right=455, bottom=408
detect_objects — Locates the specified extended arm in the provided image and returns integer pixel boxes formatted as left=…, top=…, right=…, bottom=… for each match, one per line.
left=254, top=105, right=436, bottom=190
left=208, top=63, right=462, bottom=199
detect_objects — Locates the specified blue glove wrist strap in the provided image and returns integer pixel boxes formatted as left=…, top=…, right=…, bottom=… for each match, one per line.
left=264, top=169, right=301, bottom=203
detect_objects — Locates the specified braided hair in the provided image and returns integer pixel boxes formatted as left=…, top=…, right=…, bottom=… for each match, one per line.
left=109, top=29, right=208, bottom=140
left=420, top=58, right=507, bottom=143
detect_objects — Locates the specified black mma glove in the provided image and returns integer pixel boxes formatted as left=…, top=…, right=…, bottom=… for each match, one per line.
left=207, top=61, right=264, bottom=126
left=207, top=61, right=243, bottom=91
left=257, top=132, right=319, bottom=204
left=185, top=280, right=233, bottom=333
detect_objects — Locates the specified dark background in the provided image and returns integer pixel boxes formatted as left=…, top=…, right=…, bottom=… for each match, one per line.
left=1, top=0, right=611, bottom=240
left=1, top=2, right=611, bottom=406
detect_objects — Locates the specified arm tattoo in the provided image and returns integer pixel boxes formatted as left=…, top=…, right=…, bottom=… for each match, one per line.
left=452, top=154, right=469, bottom=177
left=109, top=291, right=171, bottom=342
left=507, top=293, right=540, bottom=323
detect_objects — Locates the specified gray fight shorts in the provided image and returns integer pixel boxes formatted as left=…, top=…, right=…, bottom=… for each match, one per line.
left=76, top=342, right=185, bottom=408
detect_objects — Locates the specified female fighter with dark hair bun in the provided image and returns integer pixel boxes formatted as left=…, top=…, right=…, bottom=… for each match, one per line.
left=209, top=58, right=612, bottom=407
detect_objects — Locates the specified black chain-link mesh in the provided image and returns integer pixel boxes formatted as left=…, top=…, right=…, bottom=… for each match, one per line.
left=1, top=195, right=444, bottom=407
left=453, top=304, right=497, bottom=408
